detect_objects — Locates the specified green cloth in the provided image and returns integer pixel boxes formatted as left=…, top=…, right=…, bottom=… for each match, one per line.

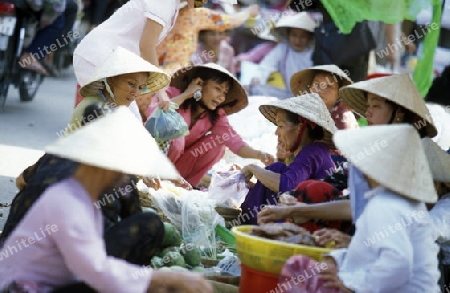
left=320, top=0, right=442, bottom=96
left=413, top=0, right=442, bottom=96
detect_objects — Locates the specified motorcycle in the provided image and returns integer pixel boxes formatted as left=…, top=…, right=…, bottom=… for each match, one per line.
left=0, top=0, right=44, bottom=109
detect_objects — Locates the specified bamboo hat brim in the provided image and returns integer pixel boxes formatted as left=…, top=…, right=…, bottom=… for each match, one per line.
left=170, top=63, right=248, bottom=115
left=259, top=93, right=337, bottom=149
left=422, top=137, right=450, bottom=183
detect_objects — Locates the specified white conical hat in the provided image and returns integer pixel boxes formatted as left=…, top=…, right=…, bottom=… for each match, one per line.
left=80, top=46, right=170, bottom=95
left=339, top=73, right=437, bottom=138
left=333, top=124, right=437, bottom=203
left=270, top=12, right=317, bottom=41
left=422, top=137, right=450, bottom=183
left=290, top=64, right=353, bottom=96
left=45, top=106, right=180, bottom=179
left=259, top=93, right=337, bottom=148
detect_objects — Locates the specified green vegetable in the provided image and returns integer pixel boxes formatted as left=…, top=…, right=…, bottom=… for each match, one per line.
left=158, top=246, right=180, bottom=258
left=150, top=256, right=164, bottom=268
left=163, top=251, right=186, bottom=267
left=191, top=266, right=205, bottom=273
left=180, top=243, right=201, bottom=267
left=170, top=265, right=189, bottom=272
left=162, top=222, right=182, bottom=247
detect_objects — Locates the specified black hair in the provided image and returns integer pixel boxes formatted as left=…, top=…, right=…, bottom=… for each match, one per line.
left=425, top=65, right=450, bottom=106
left=81, top=103, right=112, bottom=126
left=180, top=68, right=234, bottom=125
left=284, top=109, right=325, bottom=140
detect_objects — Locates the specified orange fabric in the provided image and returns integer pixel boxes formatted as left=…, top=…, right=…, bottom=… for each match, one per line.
left=156, top=8, right=232, bottom=71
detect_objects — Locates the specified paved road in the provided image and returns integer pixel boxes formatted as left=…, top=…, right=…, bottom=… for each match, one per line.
left=0, top=69, right=77, bottom=230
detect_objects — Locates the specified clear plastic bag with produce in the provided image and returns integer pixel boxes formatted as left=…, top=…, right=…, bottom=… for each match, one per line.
left=145, top=102, right=189, bottom=142
left=150, top=184, right=184, bottom=230
left=180, top=190, right=224, bottom=259
left=208, top=170, right=249, bottom=209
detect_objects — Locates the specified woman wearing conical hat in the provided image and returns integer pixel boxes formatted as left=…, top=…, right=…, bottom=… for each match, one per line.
left=0, top=107, right=213, bottom=293
left=258, top=74, right=438, bottom=242
left=290, top=64, right=359, bottom=130
left=239, top=93, right=338, bottom=225
left=146, top=63, right=275, bottom=187
left=2, top=48, right=172, bottom=266
left=68, top=46, right=170, bottom=131
left=279, top=125, right=440, bottom=292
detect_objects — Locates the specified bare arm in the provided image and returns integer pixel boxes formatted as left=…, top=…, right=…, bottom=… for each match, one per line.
left=287, top=200, right=352, bottom=221
left=236, top=145, right=275, bottom=165
left=139, top=19, right=170, bottom=107
left=243, top=164, right=281, bottom=192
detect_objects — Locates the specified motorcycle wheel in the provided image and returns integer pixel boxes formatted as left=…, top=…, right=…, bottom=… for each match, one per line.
left=19, top=70, right=44, bottom=102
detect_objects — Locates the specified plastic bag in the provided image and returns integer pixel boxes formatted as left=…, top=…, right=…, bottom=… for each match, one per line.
left=180, top=190, right=224, bottom=259
left=149, top=182, right=186, bottom=230
left=208, top=170, right=249, bottom=209
left=145, top=102, right=189, bottom=142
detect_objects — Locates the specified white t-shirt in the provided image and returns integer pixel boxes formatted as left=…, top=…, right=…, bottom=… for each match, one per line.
left=74, top=0, right=180, bottom=86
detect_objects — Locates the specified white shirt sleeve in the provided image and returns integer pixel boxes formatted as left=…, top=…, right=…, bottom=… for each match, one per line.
left=45, top=188, right=152, bottom=293
left=143, top=0, right=177, bottom=28
left=258, top=43, right=284, bottom=84
left=339, top=198, right=414, bottom=292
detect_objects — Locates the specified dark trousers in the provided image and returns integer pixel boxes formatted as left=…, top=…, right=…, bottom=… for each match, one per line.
left=26, top=13, right=65, bottom=56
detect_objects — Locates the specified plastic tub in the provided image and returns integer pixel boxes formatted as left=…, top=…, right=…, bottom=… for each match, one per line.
left=239, top=264, right=279, bottom=293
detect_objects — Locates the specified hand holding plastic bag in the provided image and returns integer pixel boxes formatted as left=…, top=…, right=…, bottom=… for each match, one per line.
left=145, top=102, right=189, bottom=142
left=208, top=170, right=249, bottom=209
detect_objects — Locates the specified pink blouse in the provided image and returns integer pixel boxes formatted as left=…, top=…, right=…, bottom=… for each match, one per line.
left=147, top=87, right=247, bottom=163
left=0, top=178, right=151, bottom=293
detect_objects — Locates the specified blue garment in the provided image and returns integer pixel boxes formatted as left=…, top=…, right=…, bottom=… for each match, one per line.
left=26, top=12, right=65, bottom=55
left=348, top=164, right=370, bottom=223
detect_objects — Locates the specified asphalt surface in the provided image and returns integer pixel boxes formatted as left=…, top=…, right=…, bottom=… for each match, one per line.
left=0, top=68, right=77, bottom=230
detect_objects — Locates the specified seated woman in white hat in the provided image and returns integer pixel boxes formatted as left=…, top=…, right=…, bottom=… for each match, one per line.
left=68, top=46, right=170, bottom=131
left=147, top=63, right=274, bottom=187
left=239, top=93, right=337, bottom=225
left=257, top=74, right=438, bottom=245
left=249, top=12, right=317, bottom=99
left=279, top=124, right=440, bottom=293
left=0, top=107, right=213, bottom=293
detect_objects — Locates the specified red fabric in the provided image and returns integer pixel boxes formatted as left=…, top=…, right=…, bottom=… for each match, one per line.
left=366, top=73, right=393, bottom=80
left=279, top=255, right=342, bottom=293
left=75, top=84, right=83, bottom=108
left=292, top=180, right=344, bottom=233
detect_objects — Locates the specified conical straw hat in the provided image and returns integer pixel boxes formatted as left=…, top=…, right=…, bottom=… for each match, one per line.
left=339, top=73, right=437, bottom=138
left=421, top=137, right=450, bottom=183
left=45, top=106, right=180, bottom=179
left=333, top=124, right=437, bottom=203
left=259, top=93, right=337, bottom=148
left=270, top=12, right=317, bottom=42
left=170, top=63, right=248, bottom=115
left=80, top=46, right=171, bottom=95
left=290, top=65, right=353, bottom=96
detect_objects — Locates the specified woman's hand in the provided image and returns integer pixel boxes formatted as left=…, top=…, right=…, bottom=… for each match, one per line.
left=257, top=205, right=290, bottom=224
left=184, top=78, right=203, bottom=99
left=170, top=178, right=193, bottom=190
left=148, top=270, right=213, bottom=293
left=157, top=90, right=172, bottom=110
left=313, top=228, right=351, bottom=248
left=257, top=151, right=275, bottom=166
left=241, top=164, right=255, bottom=183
